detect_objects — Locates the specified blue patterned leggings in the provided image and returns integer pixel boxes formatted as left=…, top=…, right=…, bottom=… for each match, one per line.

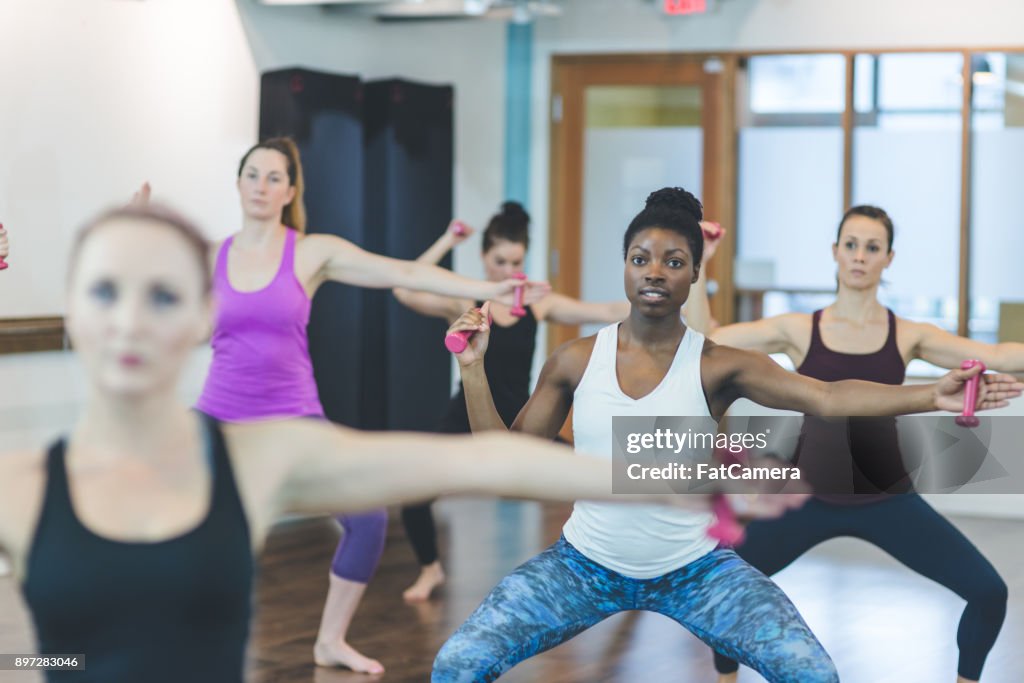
left=433, top=537, right=838, bottom=682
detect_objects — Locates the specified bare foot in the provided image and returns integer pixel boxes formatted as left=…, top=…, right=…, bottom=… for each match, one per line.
left=402, top=562, right=446, bottom=603
left=313, top=640, right=384, bottom=674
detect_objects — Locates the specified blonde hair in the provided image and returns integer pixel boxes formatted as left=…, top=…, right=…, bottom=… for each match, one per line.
left=237, top=137, right=308, bottom=233
left=71, top=204, right=211, bottom=293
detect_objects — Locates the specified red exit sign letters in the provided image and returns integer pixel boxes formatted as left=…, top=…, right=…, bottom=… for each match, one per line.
left=664, top=0, right=707, bottom=15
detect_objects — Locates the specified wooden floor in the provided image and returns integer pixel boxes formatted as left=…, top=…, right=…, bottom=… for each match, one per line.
left=2, top=498, right=1023, bottom=683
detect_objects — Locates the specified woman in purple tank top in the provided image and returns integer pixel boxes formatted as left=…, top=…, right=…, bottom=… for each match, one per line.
left=690, top=207, right=1024, bottom=683
left=157, top=137, right=549, bottom=674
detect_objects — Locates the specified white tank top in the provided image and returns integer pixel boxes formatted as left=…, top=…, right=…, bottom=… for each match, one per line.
left=562, top=323, right=717, bottom=579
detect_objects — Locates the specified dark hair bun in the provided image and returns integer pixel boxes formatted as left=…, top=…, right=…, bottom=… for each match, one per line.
left=483, top=200, right=531, bottom=252
left=500, top=201, right=530, bottom=223
left=644, top=187, right=703, bottom=221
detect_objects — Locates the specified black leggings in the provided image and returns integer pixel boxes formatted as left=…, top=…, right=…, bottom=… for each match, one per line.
left=402, top=501, right=440, bottom=566
left=713, top=495, right=1007, bottom=680
left=400, top=407, right=465, bottom=568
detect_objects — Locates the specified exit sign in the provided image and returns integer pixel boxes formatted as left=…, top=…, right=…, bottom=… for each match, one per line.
left=664, top=0, right=706, bottom=14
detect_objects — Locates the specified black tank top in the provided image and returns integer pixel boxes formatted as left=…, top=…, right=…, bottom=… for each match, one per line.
left=796, top=309, right=911, bottom=502
left=440, top=303, right=537, bottom=432
left=22, top=416, right=253, bottom=683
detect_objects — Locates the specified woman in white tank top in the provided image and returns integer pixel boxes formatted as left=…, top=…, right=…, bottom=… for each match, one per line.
left=431, top=188, right=1020, bottom=683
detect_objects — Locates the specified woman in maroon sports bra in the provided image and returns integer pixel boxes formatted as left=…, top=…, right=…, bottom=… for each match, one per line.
left=691, top=206, right=1024, bottom=683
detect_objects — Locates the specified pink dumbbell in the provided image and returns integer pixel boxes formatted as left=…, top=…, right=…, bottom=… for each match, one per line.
left=708, top=495, right=745, bottom=546
left=510, top=272, right=527, bottom=318
left=955, top=359, right=987, bottom=428
left=450, top=221, right=469, bottom=238
left=706, top=447, right=747, bottom=547
left=444, top=307, right=493, bottom=354
left=0, top=223, right=8, bottom=270
left=701, top=221, right=723, bottom=241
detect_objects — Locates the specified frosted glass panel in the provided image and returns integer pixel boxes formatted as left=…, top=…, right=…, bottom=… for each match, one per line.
left=877, top=53, right=963, bottom=111
left=737, top=128, right=843, bottom=290
left=969, top=52, right=1024, bottom=342
left=748, top=55, right=845, bottom=114
left=580, top=127, right=702, bottom=337
left=853, top=52, right=962, bottom=332
left=854, top=54, right=876, bottom=114
left=852, top=129, right=961, bottom=331
left=970, top=130, right=1024, bottom=301
left=586, top=86, right=701, bottom=127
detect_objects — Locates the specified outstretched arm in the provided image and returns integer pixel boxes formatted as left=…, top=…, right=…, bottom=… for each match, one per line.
left=307, top=233, right=549, bottom=305
left=708, top=344, right=1023, bottom=417
left=256, top=413, right=807, bottom=521
left=273, top=422, right=633, bottom=514
left=912, top=321, right=1024, bottom=374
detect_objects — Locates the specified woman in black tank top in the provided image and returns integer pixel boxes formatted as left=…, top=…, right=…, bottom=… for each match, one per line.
left=691, top=206, right=1024, bottom=682
left=393, top=202, right=648, bottom=602
left=0, top=205, right=733, bottom=683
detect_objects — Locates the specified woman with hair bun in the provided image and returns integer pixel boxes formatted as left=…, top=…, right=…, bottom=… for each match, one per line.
left=429, top=187, right=1018, bottom=683
left=393, top=199, right=690, bottom=602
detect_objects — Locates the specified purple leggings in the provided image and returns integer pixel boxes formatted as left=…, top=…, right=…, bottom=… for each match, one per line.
left=331, top=509, right=388, bottom=584
left=301, top=415, right=387, bottom=584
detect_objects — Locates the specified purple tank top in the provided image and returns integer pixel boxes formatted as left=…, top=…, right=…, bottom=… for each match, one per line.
left=796, top=309, right=909, bottom=502
left=196, top=230, right=324, bottom=421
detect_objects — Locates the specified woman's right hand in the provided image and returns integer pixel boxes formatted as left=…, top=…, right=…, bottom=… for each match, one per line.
left=448, top=303, right=491, bottom=367
left=447, top=220, right=475, bottom=246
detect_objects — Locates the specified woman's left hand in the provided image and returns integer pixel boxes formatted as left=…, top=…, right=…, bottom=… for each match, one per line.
left=490, top=278, right=551, bottom=306
left=934, top=364, right=1024, bottom=412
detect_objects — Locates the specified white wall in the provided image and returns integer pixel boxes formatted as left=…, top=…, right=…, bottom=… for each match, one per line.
left=0, top=0, right=508, bottom=319
left=0, top=0, right=259, bottom=317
